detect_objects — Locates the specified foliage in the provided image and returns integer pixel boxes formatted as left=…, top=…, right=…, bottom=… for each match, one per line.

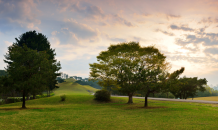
left=89, top=41, right=176, bottom=107
left=195, top=85, right=218, bottom=97
left=3, top=44, right=59, bottom=108
left=56, top=77, right=65, bottom=83
left=60, top=94, right=66, bottom=101
left=7, top=30, right=61, bottom=98
left=94, top=89, right=111, bottom=102
left=169, top=76, right=207, bottom=99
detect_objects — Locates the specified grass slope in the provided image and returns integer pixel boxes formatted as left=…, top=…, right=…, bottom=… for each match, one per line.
left=54, top=78, right=98, bottom=96
left=0, top=80, right=218, bottom=129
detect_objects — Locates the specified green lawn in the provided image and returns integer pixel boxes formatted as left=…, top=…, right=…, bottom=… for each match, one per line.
left=0, top=79, right=218, bottom=130
left=188, top=96, right=218, bottom=101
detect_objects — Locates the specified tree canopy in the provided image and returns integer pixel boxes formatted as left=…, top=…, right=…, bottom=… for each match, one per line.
left=3, top=30, right=61, bottom=99
left=89, top=42, right=173, bottom=105
left=169, top=76, right=207, bottom=99
left=3, top=43, right=60, bottom=108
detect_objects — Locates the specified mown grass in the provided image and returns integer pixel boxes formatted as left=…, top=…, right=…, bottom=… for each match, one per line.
left=188, top=96, right=218, bottom=101
left=54, top=78, right=98, bottom=96
left=0, top=79, right=218, bottom=130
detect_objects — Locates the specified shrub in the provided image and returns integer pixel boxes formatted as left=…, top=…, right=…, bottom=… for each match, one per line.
left=60, top=95, right=66, bottom=101
left=94, top=89, right=111, bottom=102
left=6, top=97, right=22, bottom=103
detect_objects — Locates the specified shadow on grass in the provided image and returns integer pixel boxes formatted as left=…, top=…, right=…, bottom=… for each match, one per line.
left=0, top=108, right=44, bottom=111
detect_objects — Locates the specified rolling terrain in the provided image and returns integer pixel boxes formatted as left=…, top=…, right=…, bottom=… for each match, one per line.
left=0, top=79, right=218, bottom=129
left=54, top=78, right=98, bottom=96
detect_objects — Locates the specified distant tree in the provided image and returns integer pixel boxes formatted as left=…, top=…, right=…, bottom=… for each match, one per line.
left=75, top=79, right=102, bottom=89
left=169, top=76, right=207, bottom=99
left=56, top=77, right=65, bottom=83
left=3, top=44, right=59, bottom=108
left=195, top=85, right=218, bottom=97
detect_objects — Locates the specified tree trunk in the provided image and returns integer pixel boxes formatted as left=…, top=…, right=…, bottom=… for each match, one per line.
left=127, top=93, right=133, bottom=104
left=153, top=93, right=154, bottom=97
left=33, top=94, right=36, bottom=99
left=167, top=92, right=168, bottom=98
left=22, top=90, right=26, bottom=109
left=49, top=90, right=50, bottom=97
left=144, top=92, right=149, bottom=107
left=47, top=89, right=49, bottom=97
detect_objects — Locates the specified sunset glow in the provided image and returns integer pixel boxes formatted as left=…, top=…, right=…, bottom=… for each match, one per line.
left=0, top=0, right=218, bottom=86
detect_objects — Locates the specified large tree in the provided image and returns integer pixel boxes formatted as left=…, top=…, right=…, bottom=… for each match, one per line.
left=4, top=30, right=61, bottom=99
left=89, top=42, right=170, bottom=104
left=4, top=44, right=60, bottom=108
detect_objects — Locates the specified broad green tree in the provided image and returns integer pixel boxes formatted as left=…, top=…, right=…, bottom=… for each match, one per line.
left=89, top=42, right=171, bottom=104
left=4, top=44, right=60, bottom=108
left=130, top=46, right=173, bottom=107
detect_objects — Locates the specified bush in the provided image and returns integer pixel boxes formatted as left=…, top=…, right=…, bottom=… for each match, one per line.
left=60, top=95, right=66, bottom=101
left=6, top=97, right=22, bottom=103
left=94, top=90, right=111, bottom=102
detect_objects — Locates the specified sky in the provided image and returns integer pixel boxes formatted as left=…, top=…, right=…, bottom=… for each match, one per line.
left=0, top=0, right=218, bottom=87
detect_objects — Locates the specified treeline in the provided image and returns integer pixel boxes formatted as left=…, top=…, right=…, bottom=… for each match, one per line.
left=195, top=85, right=218, bottom=97
left=74, top=80, right=102, bottom=89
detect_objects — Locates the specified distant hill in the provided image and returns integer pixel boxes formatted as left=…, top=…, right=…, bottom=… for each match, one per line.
left=54, top=78, right=98, bottom=96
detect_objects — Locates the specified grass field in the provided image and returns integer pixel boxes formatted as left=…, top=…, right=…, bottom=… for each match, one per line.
left=0, top=79, right=218, bottom=130
left=188, top=96, right=218, bottom=101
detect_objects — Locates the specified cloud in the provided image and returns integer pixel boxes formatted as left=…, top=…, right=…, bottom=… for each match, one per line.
left=204, top=48, right=218, bottom=55
left=155, top=29, right=175, bottom=36
left=68, top=2, right=105, bottom=19
left=98, top=22, right=107, bottom=26
left=166, top=14, right=181, bottom=20
left=112, top=14, right=134, bottom=27
left=170, top=24, right=194, bottom=31
left=103, top=34, right=126, bottom=42
left=198, top=17, right=218, bottom=24
left=64, top=18, right=100, bottom=39
left=0, top=0, right=41, bottom=30
left=176, top=33, right=218, bottom=46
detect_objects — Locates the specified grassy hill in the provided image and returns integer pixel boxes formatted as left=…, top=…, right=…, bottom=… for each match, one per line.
left=54, top=78, right=98, bottom=96
left=0, top=79, right=218, bottom=129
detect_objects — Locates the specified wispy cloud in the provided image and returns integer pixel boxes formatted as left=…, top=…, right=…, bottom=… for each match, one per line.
left=170, top=24, right=194, bottom=31
left=155, top=29, right=175, bottom=36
